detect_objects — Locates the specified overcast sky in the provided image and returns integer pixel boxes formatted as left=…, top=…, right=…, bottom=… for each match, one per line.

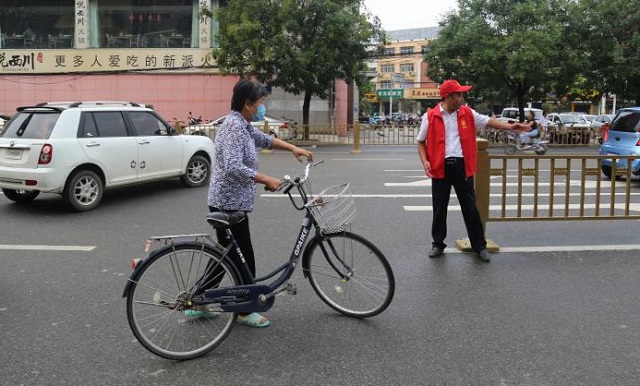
left=363, top=0, right=459, bottom=30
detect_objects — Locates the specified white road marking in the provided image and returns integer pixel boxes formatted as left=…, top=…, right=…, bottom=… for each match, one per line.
left=261, top=193, right=431, bottom=198
left=262, top=192, right=634, bottom=199
left=385, top=179, right=636, bottom=187
left=0, top=244, right=95, bottom=251
left=444, top=245, right=640, bottom=253
left=404, top=203, right=640, bottom=212
left=330, top=158, right=404, bottom=161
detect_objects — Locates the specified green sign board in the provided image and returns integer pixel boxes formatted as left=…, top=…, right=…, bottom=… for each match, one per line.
left=376, top=88, right=403, bottom=99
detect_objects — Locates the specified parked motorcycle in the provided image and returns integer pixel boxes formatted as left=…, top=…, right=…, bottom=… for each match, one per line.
left=187, top=111, right=203, bottom=125
left=504, top=131, right=548, bottom=155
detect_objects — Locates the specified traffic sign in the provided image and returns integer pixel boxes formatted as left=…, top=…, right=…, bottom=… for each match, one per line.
left=376, top=88, right=403, bottom=99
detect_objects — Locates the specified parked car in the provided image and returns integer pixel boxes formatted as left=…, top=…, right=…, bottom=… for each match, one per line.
left=546, top=112, right=593, bottom=144
left=183, top=114, right=292, bottom=139
left=590, top=114, right=616, bottom=130
left=0, top=101, right=214, bottom=211
left=498, top=107, right=544, bottom=123
left=577, top=114, right=596, bottom=124
left=598, top=108, right=640, bottom=179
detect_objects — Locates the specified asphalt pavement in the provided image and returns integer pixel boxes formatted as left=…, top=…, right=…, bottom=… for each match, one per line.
left=1, top=145, right=639, bottom=385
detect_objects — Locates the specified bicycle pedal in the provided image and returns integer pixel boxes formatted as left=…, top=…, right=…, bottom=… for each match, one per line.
left=285, top=283, right=297, bottom=296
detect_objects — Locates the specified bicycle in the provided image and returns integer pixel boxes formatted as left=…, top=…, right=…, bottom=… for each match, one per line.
left=122, top=160, right=395, bottom=360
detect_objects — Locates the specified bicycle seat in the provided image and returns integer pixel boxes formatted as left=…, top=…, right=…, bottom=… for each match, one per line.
left=206, top=211, right=247, bottom=228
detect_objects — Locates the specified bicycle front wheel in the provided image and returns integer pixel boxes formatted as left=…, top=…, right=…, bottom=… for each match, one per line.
left=126, top=243, right=240, bottom=360
left=304, top=232, right=395, bottom=318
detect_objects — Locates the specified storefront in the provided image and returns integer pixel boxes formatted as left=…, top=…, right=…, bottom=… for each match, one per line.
left=0, top=1, right=339, bottom=126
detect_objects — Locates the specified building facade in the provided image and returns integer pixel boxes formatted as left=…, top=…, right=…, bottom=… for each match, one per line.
left=371, top=27, right=441, bottom=116
left=0, top=0, right=339, bottom=125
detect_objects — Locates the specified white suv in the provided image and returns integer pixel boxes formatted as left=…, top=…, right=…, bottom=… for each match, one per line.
left=0, top=101, right=214, bottom=211
left=499, top=107, right=543, bottom=123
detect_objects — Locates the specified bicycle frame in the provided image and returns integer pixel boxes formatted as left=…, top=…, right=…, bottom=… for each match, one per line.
left=192, top=210, right=317, bottom=313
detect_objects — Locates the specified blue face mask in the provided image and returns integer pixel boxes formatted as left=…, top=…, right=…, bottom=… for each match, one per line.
left=252, top=104, right=266, bottom=122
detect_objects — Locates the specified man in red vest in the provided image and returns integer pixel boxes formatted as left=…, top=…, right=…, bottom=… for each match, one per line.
left=417, top=80, right=530, bottom=262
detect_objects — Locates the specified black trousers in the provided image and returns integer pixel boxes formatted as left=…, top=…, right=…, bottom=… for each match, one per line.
left=431, top=158, right=486, bottom=253
left=208, top=206, right=256, bottom=286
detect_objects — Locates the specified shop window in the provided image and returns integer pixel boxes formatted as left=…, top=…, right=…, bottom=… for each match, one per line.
left=0, top=0, right=74, bottom=49
left=96, top=0, right=195, bottom=48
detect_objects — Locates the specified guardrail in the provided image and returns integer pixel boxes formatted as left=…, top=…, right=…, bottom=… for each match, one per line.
left=181, top=122, right=604, bottom=148
left=475, top=139, right=639, bottom=223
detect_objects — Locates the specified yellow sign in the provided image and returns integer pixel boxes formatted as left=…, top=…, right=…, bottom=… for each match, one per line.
left=405, top=88, right=440, bottom=99
left=364, top=92, right=378, bottom=103
left=0, top=48, right=217, bottom=74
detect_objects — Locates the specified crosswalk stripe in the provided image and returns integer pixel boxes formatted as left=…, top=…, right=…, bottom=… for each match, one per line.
left=404, top=203, right=640, bottom=212
left=0, top=244, right=95, bottom=251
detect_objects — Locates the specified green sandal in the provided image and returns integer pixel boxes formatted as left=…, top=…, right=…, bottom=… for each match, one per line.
left=184, top=309, right=220, bottom=319
left=237, top=312, right=271, bottom=328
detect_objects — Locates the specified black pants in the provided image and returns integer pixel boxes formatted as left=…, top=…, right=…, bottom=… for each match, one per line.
left=431, top=158, right=486, bottom=253
left=207, top=207, right=256, bottom=286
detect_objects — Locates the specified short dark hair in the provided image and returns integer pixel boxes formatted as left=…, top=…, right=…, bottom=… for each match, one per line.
left=231, top=79, right=267, bottom=111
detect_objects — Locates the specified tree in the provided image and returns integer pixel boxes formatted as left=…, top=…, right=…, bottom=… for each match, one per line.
left=578, top=0, right=640, bottom=106
left=211, top=0, right=385, bottom=132
left=424, top=0, right=580, bottom=120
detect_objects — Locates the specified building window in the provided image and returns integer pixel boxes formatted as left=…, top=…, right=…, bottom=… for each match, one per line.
left=0, top=0, right=201, bottom=49
left=379, top=81, right=391, bottom=89
left=421, top=45, right=430, bottom=54
left=0, top=0, right=75, bottom=49
left=381, top=64, right=394, bottom=73
left=384, top=47, right=395, bottom=56
left=96, top=0, right=195, bottom=48
left=400, top=46, right=413, bottom=55
left=400, top=63, right=414, bottom=73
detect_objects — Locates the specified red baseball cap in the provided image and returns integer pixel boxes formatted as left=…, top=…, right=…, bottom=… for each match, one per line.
left=439, top=79, right=473, bottom=98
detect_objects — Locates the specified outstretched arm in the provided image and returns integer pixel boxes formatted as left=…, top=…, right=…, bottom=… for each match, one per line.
left=488, top=117, right=532, bottom=132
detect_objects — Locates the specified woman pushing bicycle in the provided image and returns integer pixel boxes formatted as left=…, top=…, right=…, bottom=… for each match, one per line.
left=206, top=79, right=312, bottom=327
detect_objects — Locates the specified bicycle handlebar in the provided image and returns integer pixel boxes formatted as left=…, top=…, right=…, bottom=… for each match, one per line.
left=271, top=158, right=324, bottom=210
left=281, top=159, right=323, bottom=187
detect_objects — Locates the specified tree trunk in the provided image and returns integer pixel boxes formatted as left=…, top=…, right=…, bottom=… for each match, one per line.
left=516, top=90, right=526, bottom=122
left=303, top=92, right=311, bottom=140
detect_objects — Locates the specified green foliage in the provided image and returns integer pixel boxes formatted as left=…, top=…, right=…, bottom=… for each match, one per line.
left=578, top=0, right=640, bottom=105
left=424, top=0, right=579, bottom=115
left=213, top=0, right=385, bottom=124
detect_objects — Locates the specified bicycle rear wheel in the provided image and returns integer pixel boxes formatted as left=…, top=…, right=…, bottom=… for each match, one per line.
left=304, top=232, right=395, bottom=318
left=125, top=243, right=239, bottom=360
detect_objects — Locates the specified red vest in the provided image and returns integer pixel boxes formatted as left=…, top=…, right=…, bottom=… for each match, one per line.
left=426, top=104, right=477, bottom=179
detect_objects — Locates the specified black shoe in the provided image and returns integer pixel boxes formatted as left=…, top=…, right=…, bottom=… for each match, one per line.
left=429, top=246, right=444, bottom=258
left=476, top=249, right=491, bottom=263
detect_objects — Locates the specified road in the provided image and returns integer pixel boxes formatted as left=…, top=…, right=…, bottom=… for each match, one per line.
left=1, top=145, right=639, bottom=385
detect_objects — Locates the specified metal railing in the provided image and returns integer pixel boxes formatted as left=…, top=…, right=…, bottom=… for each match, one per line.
left=181, top=122, right=605, bottom=148
left=475, top=139, right=639, bottom=223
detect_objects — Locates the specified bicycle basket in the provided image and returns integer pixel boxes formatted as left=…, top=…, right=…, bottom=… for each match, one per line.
left=305, top=183, right=356, bottom=233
